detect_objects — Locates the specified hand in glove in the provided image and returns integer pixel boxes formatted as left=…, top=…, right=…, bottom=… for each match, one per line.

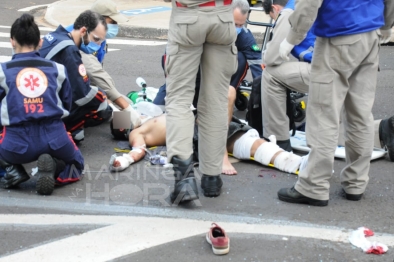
left=279, top=39, right=295, bottom=61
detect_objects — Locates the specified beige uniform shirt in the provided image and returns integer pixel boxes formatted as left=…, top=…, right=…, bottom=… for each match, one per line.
left=264, top=8, right=293, bottom=66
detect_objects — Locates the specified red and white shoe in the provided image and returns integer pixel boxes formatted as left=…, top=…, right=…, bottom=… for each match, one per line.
left=206, top=223, right=230, bottom=255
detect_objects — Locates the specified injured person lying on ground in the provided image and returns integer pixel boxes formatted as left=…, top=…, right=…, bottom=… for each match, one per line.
left=108, top=114, right=309, bottom=174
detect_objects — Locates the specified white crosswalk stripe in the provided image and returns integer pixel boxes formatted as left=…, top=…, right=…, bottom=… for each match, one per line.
left=0, top=24, right=166, bottom=63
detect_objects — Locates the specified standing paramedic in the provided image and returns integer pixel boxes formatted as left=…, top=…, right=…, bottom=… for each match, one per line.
left=0, top=14, right=84, bottom=196
left=164, top=0, right=237, bottom=203
left=277, top=0, right=394, bottom=206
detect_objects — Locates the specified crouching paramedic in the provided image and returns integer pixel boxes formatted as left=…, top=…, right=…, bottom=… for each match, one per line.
left=0, top=14, right=84, bottom=195
left=39, top=10, right=112, bottom=143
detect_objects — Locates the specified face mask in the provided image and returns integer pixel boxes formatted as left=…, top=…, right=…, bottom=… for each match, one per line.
left=236, top=27, right=242, bottom=35
left=106, top=24, right=119, bottom=39
left=11, top=48, right=15, bottom=56
left=80, top=32, right=101, bottom=54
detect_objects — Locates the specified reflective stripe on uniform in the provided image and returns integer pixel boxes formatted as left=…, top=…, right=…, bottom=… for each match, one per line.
left=247, top=59, right=263, bottom=65
left=0, top=66, right=10, bottom=126
left=54, top=62, right=70, bottom=118
left=75, top=85, right=98, bottom=106
left=44, top=40, right=75, bottom=60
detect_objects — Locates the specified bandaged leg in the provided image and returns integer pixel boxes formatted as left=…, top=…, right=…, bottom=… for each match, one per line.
left=273, top=151, right=302, bottom=174
left=109, top=153, right=134, bottom=172
left=124, top=105, right=141, bottom=129
left=233, top=129, right=260, bottom=159
left=254, top=141, right=283, bottom=166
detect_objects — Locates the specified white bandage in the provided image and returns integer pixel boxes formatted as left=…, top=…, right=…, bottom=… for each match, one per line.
left=254, top=141, right=282, bottom=166
left=124, top=105, right=141, bottom=128
left=299, top=153, right=309, bottom=172
left=109, top=153, right=134, bottom=172
left=233, top=129, right=260, bottom=159
left=273, top=151, right=302, bottom=174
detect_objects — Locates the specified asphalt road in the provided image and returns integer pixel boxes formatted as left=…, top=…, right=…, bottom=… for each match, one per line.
left=0, top=1, right=394, bottom=261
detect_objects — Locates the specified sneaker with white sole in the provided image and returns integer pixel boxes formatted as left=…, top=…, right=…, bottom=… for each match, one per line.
left=206, top=223, right=230, bottom=255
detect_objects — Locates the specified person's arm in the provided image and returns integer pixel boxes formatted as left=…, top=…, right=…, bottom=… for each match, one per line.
left=238, top=30, right=263, bottom=79
left=128, top=129, right=147, bottom=163
left=109, top=128, right=147, bottom=172
left=61, top=47, right=106, bottom=109
left=382, top=0, right=394, bottom=30
left=80, top=51, right=122, bottom=102
left=286, top=0, right=323, bottom=46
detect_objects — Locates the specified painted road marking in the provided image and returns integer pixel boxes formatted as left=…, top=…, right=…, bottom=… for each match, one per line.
left=0, top=214, right=393, bottom=261
left=0, top=33, right=166, bottom=46
left=18, top=4, right=50, bottom=12
left=0, top=25, right=53, bottom=31
left=0, top=56, right=11, bottom=62
left=121, top=7, right=171, bottom=16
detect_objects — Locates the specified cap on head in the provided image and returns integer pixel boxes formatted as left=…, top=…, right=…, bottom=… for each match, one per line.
left=91, top=0, right=129, bottom=23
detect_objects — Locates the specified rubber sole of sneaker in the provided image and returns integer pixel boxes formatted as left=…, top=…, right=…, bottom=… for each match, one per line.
left=206, top=233, right=230, bottom=255
left=36, top=154, right=55, bottom=195
left=278, top=194, right=328, bottom=206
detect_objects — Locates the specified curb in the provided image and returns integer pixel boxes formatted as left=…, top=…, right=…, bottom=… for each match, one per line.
left=118, top=25, right=268, bottom=43
left=43, top=0, right=67, bottom=29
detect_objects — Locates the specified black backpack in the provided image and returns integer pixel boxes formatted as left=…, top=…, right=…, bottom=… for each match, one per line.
left=246, top=76, right=296, bottom=137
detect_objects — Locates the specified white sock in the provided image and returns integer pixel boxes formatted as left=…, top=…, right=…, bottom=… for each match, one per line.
left=109, top=153, right=134, bottom=172
left=124, top=105, right=141, bottom=128
left=273, top=151, right=302, bottom=174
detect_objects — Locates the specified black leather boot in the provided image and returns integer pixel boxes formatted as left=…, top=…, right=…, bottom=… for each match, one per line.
left=201, top=175, right=223, bottom=197
left=36, top=154, right=58, bottom=195
left=0, top=159, right=30, bottom=189
left=379, top=116, right=394, bottom=161
left=170, top=155, right=199, bottom=204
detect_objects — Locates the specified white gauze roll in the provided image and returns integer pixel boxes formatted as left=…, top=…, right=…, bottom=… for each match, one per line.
left=273, top=151, right=302, bottom=174
left=109, top=153, right=134, bottom=172
left=254, top=141, right=282, bottom=166
left=233, top=129, right=260, bottom=159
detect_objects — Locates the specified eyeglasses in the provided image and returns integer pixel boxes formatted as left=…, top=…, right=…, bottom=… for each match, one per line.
left=88, top=31, right=104, bottom=44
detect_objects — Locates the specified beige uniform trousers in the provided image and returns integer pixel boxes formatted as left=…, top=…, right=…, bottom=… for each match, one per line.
left=295, top=30, right=380, bottom=200
left=261, top=61, right=310, bottom=141
left=262, top=61, right=383, bottom=147
left=165, top=1, right=237, bottom=175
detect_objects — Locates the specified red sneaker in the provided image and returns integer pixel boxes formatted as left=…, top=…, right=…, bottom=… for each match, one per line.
left=206, top=223, right=230, bottom=255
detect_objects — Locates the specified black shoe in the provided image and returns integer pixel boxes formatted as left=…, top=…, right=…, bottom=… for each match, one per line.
left=343, top=190, right=363, bottom=201
left=278, top=186, right=328, bottom=206
left=36, top=154, right=56, bottom=195
left=201, top=175, right=223, bottom=197
left=170, top=155, right=199, bottom=204
left=277, top=139, right=292, bottom=152
left=0, top=160, right=29, bottom=189
left=379, top=116, right=394, bottom=161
